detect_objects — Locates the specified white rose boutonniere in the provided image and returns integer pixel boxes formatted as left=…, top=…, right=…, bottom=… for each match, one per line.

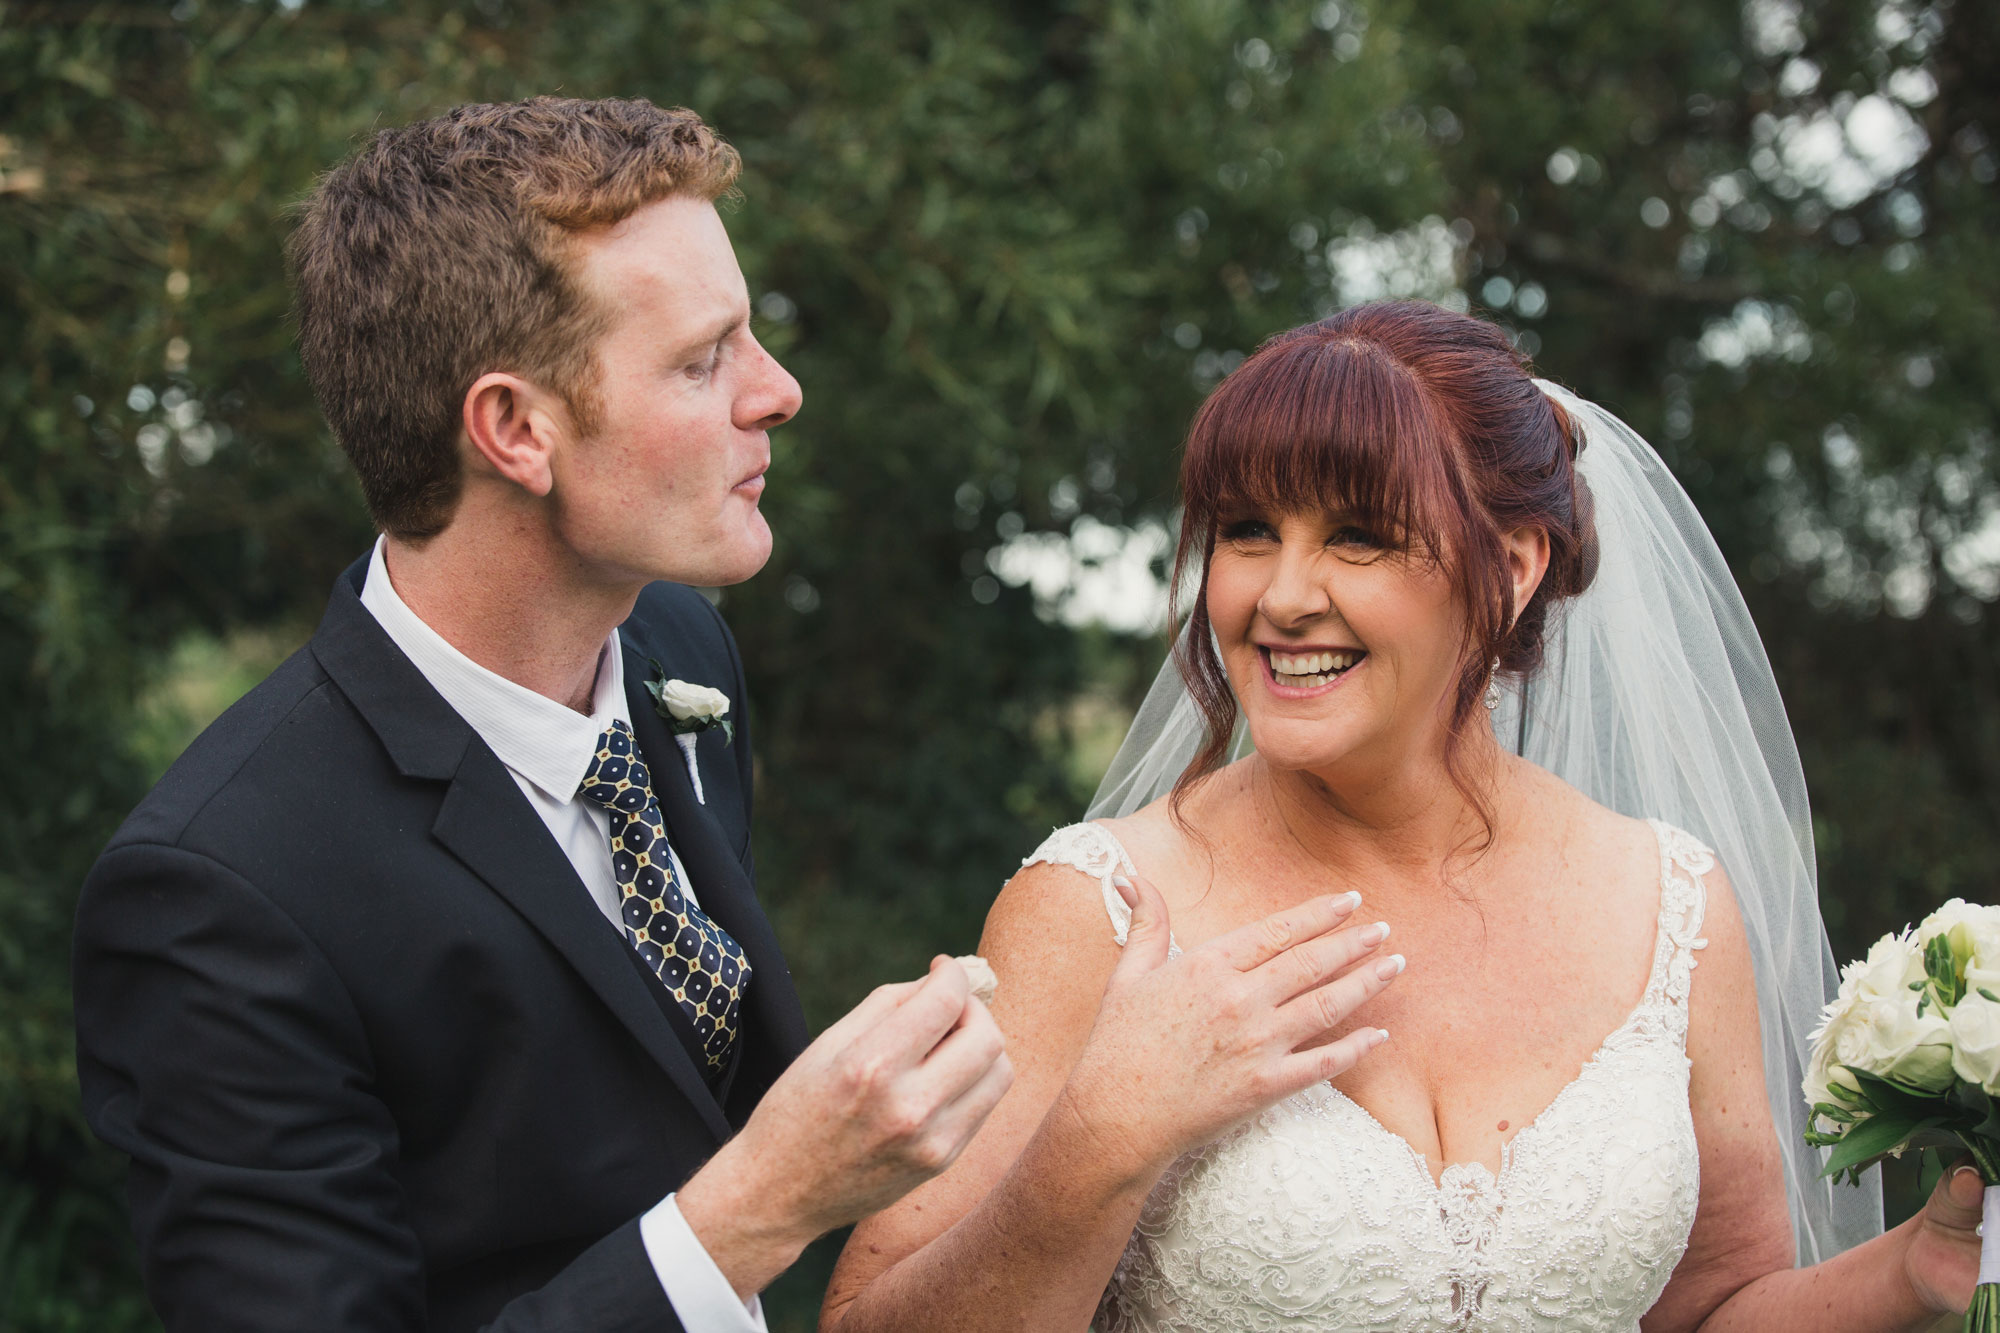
left=644, top=660, right=732, bottom=805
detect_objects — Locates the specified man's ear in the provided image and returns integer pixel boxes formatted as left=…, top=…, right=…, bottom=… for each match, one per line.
left=462, top=372, right=566, bottom=498
left=1503, top=525, right=1552, bottom=629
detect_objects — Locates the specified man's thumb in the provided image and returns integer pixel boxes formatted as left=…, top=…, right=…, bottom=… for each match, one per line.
left=1112, top=872, right=1173, bottom=973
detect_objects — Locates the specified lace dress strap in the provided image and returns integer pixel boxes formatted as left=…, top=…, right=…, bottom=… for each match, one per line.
left=1642, top=818, right=1714, bottom=1035
left=1021, top=822, right=1142, bottom=945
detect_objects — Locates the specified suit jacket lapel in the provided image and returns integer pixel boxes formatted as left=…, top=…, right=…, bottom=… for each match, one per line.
left=312, top=565, right=733, bottom=1143
left=623, top=645, right=805, bottom=1082
left=430, top=748, right=734, bottom=1142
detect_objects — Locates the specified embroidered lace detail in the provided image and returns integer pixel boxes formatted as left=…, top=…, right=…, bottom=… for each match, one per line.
left=1023, top=817, right=1712, bottom=1333
left=1023, top=822, right=1185, bottom=956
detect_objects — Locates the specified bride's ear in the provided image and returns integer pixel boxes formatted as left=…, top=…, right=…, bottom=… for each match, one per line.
left=1502, top=525, right=1552, bottom=628
left=461, top=371, right=562, bottom=498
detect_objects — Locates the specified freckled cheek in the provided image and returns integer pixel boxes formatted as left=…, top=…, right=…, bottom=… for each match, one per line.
left=1203, top=561, right=1265, bottom=682
left=1345, top=575, right=1461, bottom=699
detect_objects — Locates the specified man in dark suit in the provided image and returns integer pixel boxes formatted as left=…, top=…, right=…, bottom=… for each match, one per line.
left=71, top=97, right=1012, bottom=1332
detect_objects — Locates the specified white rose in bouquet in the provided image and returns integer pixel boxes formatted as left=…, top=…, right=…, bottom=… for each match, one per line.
left=1950, top=994, right=2000, bottom=1092
left=1924, top=899, right=2000, bottom=996
left=1850, top=931, right=1928, bottom=1005
left=1802, top=1040, right=1861, bottom=1129
left=1809, top=932, right=1952, bottom=1091
left=1852, top=988, right=1955, bottom=1091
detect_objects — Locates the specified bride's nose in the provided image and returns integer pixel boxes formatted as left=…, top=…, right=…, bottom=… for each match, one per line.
left=1256, top=543, right=1334, bottom=627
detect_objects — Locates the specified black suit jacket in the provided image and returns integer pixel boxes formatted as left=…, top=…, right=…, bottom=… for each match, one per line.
left=72, top=558, right=810, bottom=1332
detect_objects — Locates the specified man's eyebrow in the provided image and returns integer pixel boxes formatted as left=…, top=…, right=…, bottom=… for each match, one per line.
left=666, top=311, right=747, bottom=361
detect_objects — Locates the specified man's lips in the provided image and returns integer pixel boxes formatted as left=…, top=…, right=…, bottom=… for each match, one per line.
left=733, top=466, right=768, bottom=497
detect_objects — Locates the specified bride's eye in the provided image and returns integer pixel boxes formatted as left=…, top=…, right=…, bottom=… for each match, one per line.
left=1221, top=518, right=1277, bottom=543
left=1329, top=524, right=1384, bottom=549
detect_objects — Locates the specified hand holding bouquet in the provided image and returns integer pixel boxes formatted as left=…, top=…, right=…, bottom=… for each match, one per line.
left=1808, top=899, right=2000, bottom=1329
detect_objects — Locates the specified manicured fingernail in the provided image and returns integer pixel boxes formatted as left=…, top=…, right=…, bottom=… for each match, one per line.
left=1376, top=953, right=1406, bottom=980
left=1334, top=891, right=1362, bottom=913
left=1364, top=921, right=1391, bottom=945
left=1371, top=1028, right=1390, bottom=1047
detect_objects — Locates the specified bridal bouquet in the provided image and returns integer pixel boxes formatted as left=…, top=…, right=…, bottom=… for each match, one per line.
left=1806, top=900, right=2000, bottom=1330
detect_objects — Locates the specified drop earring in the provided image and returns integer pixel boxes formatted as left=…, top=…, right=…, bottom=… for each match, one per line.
left=1484, top=658, right=1503, bottom=711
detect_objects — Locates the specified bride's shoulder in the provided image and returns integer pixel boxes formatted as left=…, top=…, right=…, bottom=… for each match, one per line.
left=994, top=794, right=1203, bottom=950
left=1508, top=758, right=1714, bottom=863
left=1019, top=820, right=1133, bottom=883
left=1507, top=760, right=1739, bottom=934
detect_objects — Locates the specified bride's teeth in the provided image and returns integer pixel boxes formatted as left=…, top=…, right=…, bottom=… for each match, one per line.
left=1269, top=649, right=1365, bottom=683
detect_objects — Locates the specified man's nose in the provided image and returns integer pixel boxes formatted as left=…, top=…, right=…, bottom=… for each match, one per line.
left=741, top=336, right=802, bottom=430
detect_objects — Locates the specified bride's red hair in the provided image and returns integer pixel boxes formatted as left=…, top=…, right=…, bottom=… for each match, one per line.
left=1169, top=300, right=1599, bottom=819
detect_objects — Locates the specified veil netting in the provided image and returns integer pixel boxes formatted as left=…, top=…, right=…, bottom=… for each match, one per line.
left=1085, top=378, right=1882, bottom=1266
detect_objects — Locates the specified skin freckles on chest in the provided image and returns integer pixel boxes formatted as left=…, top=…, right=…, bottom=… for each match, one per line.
left=1138, top=800, right=1666, bottom=1173
left=1330, top=931, right=1656, bottom=1165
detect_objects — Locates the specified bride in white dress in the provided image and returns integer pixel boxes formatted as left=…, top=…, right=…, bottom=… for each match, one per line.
left=820, top=301, right=1982, bottom=1331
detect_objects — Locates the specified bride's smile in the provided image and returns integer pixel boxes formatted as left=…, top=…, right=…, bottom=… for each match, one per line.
left=1257, top=643, right=1366, bottom=694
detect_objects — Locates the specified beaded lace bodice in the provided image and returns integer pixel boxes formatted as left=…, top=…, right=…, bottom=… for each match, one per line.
left=1022, top=818, right=1713, bottom=1333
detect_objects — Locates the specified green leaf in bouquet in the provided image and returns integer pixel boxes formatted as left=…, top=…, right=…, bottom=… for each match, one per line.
left=1820, top=1110, right=1939, bottom=1179
left=1950, top=1081, right=1993, bottom=1116
left=1983, top=987, right=2000, bottom=1003
left=1945, top=1081, right=2000, bottom=1141
left=1850, top=1069, right=1943, bottom=1117
left=1924, top=932, right=1965, bottom=1006
left=1918, top=1146, right=1946, bottom=1201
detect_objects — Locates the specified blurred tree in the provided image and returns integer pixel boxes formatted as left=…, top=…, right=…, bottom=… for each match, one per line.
left=0, top=0, right=1993, bottom=1327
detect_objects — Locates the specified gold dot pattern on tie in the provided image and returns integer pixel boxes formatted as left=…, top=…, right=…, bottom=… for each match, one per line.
left=576, top=719, right=750, bottom=1071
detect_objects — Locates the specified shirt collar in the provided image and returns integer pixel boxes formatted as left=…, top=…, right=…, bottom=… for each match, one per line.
left=357, top=536, right=628, bottom=803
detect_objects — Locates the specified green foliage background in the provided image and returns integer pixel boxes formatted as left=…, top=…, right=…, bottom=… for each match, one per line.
left=2, top=0, right=1994, bottom=1326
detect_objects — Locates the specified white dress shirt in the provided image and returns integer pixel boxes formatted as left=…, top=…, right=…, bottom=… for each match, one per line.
left=360, top=537, right=767, bottom=1333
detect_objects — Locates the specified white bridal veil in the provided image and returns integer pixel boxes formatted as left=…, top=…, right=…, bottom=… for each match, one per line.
left=1087, top=379, right=1882, bottom=1265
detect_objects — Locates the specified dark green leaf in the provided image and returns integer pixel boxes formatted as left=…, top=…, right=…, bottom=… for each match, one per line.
left=1822, top=1112, right=1931, bottom=1178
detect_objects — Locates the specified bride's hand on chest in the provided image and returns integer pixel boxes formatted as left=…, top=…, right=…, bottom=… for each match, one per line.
left=1058, top=870, right=1404, bottom=1179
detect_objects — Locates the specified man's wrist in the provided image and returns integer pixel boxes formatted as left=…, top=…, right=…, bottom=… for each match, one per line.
left=676, top=1143, right=818, bottom=1303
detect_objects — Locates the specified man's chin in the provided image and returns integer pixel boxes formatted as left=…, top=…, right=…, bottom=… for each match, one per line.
left=716, top=513, right=774, bottom=585
left=667, top=515, right=772, bottom=588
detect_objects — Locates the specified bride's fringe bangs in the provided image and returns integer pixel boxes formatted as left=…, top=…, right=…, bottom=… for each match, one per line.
left=1178, top=332, right=1458, bottom=565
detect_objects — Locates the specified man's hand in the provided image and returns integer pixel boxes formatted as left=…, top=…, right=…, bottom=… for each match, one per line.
left=676, top=956, right=1013, bottom=1300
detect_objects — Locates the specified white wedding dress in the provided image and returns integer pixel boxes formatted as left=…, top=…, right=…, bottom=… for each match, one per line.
left=1024, top=818, right=1715, bottom=1333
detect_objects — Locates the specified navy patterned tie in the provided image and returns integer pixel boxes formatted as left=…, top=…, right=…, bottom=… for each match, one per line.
left=576, top=720, right=750, bottom=1072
